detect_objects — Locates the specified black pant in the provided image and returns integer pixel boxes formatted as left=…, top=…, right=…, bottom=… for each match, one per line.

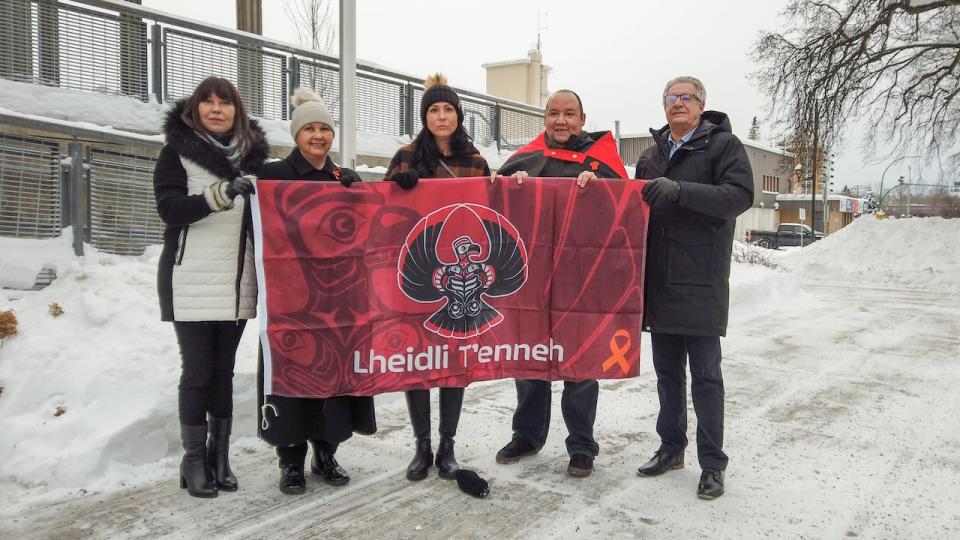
left=173, top=320, right=246, bottom=425
left=405, top=387, right=464, bottom=439
left=651, top=333, right=727, bottom=470
left=511, top=379, right=599, bottom=457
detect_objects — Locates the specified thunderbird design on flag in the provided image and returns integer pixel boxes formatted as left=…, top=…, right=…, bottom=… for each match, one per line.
left=398, top=204, right=528, bottom=339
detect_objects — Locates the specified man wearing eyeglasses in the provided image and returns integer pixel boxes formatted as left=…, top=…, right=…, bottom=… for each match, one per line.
left=634, top=76, right=754, bottom=500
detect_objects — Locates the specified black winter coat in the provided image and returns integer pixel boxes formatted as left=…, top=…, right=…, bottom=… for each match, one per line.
left=153, top=100, right=270, bottom=321
left=255, top=148, right=377, bottom=447
left=635, top=111, right=754, bottom=336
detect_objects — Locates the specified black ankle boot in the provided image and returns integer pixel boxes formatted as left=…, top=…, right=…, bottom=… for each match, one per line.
left=435, top=436, right=460, bottom=479
left=407, top=438, right=433, bottom=481
left=180, top=424, right=217, bottom=498
left=207, top=416, right=237, bottom=491
left=278, top=443, right=307, bottom=495
left=311, top=440, right=350, bottom=486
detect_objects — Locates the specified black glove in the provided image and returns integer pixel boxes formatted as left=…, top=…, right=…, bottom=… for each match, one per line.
left=391, top=169, right=419, bottom=190
left=225, top=176, right=256, bottom=198
left=642, top=177, right=680, bottom=207
left=455, top=469, right=490, bottom=498
left=338, top=168, right=361, bottom=187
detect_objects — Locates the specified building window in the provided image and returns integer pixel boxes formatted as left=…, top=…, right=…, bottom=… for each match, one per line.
left=762, top=175, right=780, bottom=194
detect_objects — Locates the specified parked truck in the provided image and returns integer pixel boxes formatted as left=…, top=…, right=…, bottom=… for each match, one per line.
left=745, top=223, right=826, bottom=249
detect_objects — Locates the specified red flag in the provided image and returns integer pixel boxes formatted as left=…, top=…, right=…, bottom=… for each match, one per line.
left=251, top=177, right=649, bottom=398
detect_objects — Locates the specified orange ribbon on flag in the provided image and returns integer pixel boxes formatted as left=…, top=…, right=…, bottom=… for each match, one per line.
left=602, top=329, right=631, bottom=375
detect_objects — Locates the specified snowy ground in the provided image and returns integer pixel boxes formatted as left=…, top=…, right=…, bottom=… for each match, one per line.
left=1, top=216, right=959, bottom=538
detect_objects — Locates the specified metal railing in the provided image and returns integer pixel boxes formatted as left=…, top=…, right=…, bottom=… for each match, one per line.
left=0, top=0, right=550, bottom=257
left=0, top=132, right=62, bottom=238
left=0, top=113, right=164, bottom=256
left=88, top=147, right=163, bottom=255
left=0, top=0, right=544, bottom=149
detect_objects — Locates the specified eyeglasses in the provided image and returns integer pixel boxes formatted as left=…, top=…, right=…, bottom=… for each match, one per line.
left=664, top=93, right=701, bottom=105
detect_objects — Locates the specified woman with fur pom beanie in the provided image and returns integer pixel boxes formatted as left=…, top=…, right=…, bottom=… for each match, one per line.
left=255, top=87, right=375, bottom=495
left=384, top=73, right=490, bottom=189
left=384, top=74, right=490, bottom=483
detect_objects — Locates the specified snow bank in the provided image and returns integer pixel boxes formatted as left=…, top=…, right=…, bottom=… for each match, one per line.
left=781, top=216, right=960, bottom=291
left=0, top=240, right=260, bottom=499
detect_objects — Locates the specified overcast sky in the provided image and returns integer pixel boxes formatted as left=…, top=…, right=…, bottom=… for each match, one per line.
left=142, top=0, right=931, bottom=191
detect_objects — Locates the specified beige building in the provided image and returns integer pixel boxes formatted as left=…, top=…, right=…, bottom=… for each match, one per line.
left=482, top=50, right=552, bottom=107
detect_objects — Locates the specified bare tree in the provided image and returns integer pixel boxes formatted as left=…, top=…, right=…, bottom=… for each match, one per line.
left=284, top=0, right=336, bottom=54
left=752, top=0, right=960, bottom=177
left=283, top=0, right=337, bottom=98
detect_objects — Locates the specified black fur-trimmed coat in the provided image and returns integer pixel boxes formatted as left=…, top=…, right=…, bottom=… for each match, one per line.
left=153, top=100, right=270, bottom=321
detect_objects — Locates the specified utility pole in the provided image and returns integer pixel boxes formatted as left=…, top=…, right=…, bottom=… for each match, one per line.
left=906, top=166, right=912, bottom=217
left=811, top=102, right=819, bottom=234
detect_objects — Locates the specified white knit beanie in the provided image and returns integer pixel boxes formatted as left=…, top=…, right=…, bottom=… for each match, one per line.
left=289, top=87, right=335, bottom=139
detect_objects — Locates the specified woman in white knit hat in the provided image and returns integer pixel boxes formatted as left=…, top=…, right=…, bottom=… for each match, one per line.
left=256, top=87, right=376, bottom=495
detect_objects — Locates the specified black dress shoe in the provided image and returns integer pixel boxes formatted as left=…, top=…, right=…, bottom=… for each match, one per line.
left=495, top=437, right=539, bottom=464
left=697, top=469, right=724, bottom=500
left=312, top=450, right=350, bottom=486
left=636, top=450, right=684, bottom=477
left=567, top=454, right=594, bottom=477
left=279, top=463, right=306, bottom=495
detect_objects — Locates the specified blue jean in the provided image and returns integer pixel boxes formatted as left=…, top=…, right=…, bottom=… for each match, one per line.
left=511, top=379, right=600, bottom=457
left=651, top=333, right=728, bottom=470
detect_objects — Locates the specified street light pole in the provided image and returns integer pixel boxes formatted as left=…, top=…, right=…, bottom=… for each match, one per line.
left=878, top=155, right=920, bottom=208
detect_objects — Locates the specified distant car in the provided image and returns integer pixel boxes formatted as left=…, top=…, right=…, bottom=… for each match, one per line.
left=745, top=223, right=826, bottom=249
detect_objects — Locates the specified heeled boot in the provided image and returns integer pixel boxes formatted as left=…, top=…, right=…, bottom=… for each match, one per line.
left=180, top=424, right=217, bottom=498
left=207, top=415, right=238, bottom=491
left=436, top=388, right=463, bottom=479
left=405, top=390, right=433, bottom=481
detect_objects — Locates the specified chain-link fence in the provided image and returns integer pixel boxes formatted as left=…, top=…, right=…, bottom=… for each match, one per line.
left=0, top=0, right=543, bottom=148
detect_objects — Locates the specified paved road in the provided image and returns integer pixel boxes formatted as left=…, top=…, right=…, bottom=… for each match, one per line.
left=4, top=283, right=959, bottom=538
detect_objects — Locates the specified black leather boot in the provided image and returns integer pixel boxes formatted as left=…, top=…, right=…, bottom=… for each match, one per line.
left=207, top=415, right=238, bottom=491
left=436, top=436, right=459, bottom=479
left=311, top=440, right=350, bottom=486
left=180, top=424, right=217, bottom=498
left=436, top=388, right=463, bottom=479
left=405, top=390, right=433, bottom=481
left=278, top=443, right=307, bottom=495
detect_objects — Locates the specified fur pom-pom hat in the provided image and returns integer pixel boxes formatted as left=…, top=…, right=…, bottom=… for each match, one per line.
left=290, top=87, right=335, bottom=139
left=420, top=73, right=463, bottom=126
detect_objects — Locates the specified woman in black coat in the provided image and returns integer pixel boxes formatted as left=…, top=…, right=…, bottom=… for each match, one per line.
left=153, top=76, right=269, bottom=498
left=384, top=74, right=490, bottom=482
left=256, top=87, right=377, bottom=495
